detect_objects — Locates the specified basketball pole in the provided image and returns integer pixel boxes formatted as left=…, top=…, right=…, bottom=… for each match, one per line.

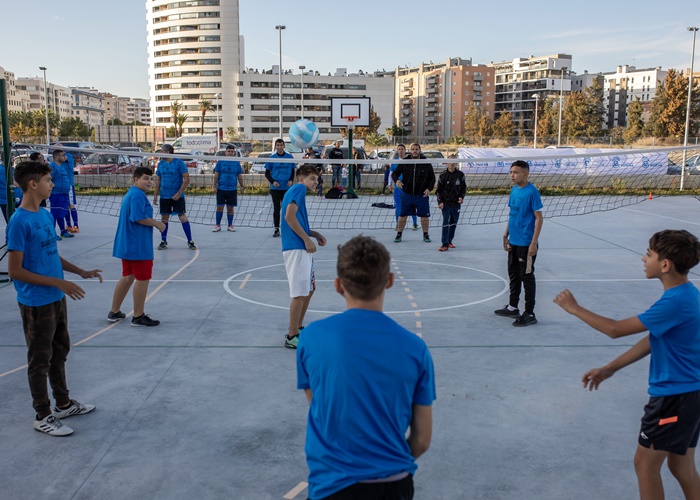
left=346, top=121, right=358, bottom=198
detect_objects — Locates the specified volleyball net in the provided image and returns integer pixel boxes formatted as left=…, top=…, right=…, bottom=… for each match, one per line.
left=13, top=144, right=700, bottom=230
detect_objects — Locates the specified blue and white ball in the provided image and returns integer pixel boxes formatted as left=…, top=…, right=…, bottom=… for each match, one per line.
left=289, top=119, right=320, bottom=150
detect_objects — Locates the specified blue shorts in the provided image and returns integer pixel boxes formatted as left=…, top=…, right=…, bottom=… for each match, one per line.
left=49, top=193, right=70, bottom=217
left=400, top=192, right=430, bottom=218
left=216, top=190, right=238, bottom=207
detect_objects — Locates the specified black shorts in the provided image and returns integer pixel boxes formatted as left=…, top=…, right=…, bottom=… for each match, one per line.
left=160, top=197, right=187, bottom=215
left=639, top=390, right=700, bottom=454
left=216, top=189, right=238, bottom=207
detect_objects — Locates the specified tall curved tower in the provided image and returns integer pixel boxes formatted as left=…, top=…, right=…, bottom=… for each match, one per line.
left=146, top=0, right=241, bottom=136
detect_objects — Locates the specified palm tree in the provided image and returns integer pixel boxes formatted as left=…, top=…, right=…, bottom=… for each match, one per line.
left=176, top=114, right=188, bottom=137
left=170, top=100, right=182, bottom=135
left=198, top=99, right=213, bottom=135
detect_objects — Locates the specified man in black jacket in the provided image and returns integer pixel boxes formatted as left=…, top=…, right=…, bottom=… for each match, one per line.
left=435, top=160, right=466, bottom=251
left=391, top=144, right=436, bottom=243
left=326, top=141, right=344, bottom=187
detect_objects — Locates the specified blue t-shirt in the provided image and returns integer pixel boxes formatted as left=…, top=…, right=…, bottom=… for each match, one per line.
left=214, top=160, right=243, bottom=191
left=113, top=186, right=155, bottom=261
left=50, top=160, right=71, bottom=194
left=281, top=183, right=310, bottom=251
left=638, top=282, right=700, bottom=397
left=0, top=164, right=7, bottom=204
left=265, top=152, right=295, bottom=190
left=297, top=309, right=436, bottom=499
left=507, top=183, right=543, bottom=246
left=156, top=158, right=188, bottom=200
left=6, top=208, right=64, bottom=306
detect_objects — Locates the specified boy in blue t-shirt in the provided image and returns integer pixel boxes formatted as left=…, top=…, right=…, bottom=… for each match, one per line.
left=212, top=145, right=245, bottom=232
left=280, top=164, right=326, bottom=349
left=494, top=159, right=543, bottom=327
left=48, top=149, right=74, bottom=240
left=7, top=161, right=103, bottom=437
left=265, top=138, right=295, bottom=237
left=153, top=144, right=197, bottom=250
left=53, top=145, right=79, bottom=234
left=554, top=229, right=700, bottom=499
left=297, top=235, right=435, bottom=499
left=108, top=167, right=166, bottom=327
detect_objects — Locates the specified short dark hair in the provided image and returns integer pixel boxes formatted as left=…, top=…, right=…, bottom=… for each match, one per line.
left=511, top=160, right=529, bottom=170
left=274, top=138, right=285, bottom=147
left=52, top=149, right=65, bottom=158
left=296, top=164, right=318, bottom=179
left=133, top=166, right=153, bottom=180
left=649, top=230, right=700, bottom=275
left=397, top=144, right=406, bottom=148
left=161, top=144, right=174, bottom=154
left=14, top=161, right=51, bottom=191
left=337, top=235, right=391, bottom=301
left=29, top=152, right=43, bottom=161
left=226, top=145, right=236, bottom=151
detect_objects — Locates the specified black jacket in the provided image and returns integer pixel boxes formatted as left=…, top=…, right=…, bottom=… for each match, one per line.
left=390, top=154, right=436, bottom=195
left=327, top=147, right=344, bottom=165
left=436, top=168, right=467, bottom=207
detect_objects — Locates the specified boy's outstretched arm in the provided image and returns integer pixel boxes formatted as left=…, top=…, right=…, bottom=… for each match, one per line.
left=583, top=336, right=651, bottom=390
left=553, top=289, right=646, bottom=339
left=407, top=404, right=432, bottom=459
left=8, top=252, right=100, bottom=301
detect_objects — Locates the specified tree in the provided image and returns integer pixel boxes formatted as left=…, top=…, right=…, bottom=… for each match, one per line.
left=166, top=126, right=177, bottom=138
left=583, top=77, right=604, bottom=137
left=107, top=118, right=124, bottom=126
left=623, top=97, right=645, bottom=143
left=198, top=99, right=213, bottom=135
left=647, top=69, right=700, bottom=139
left=58, top=117, right=90, bottom=138
left=463, top=103, right=482, bottom=139
left=536, top=99, right=557, bottom=145
left=340, top=105, right=381, bottom=139
left=364, top=132, right=389, bottom=148
left=563, top=91, right=594, bottom=137
left=492, top=111, right=514, bottom=140
left=170, top=100, right=183, bottom=136
left=478, top=114, right=492, bottom=139
left=176, top=114, right=188, bottom=137
left=386, top=125, right=409, bottom=143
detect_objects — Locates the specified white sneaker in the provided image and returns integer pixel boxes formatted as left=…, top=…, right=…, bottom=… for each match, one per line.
left=34, top=415, right=73, bottom=436
left=227, top=225, right=236, bottom=232
left=212, top=225, right=221, bottom=232
left=53, top=399, right=96, bottom=419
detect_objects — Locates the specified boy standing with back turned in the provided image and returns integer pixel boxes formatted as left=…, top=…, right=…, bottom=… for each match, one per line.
left=297, top=235, right=435, bottom=499
left=494, top=160, right=543, bottom=327
left=554, top=229, right=700, bottom=499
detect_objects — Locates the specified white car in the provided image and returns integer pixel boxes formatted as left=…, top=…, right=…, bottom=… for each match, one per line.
left=249, top=152, right=271, bottom=174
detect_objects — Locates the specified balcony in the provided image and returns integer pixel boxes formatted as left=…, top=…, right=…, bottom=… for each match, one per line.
left=401, top=98, right=412, bottom=105
left=425, top=105, right=438, bottom=112
left=425, top=96, right=438, bottom=104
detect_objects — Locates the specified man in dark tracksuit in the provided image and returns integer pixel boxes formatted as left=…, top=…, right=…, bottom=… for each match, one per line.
left=435, top=162, right=466, bottom=251
left=326, top=141, right=344, bottom=187
left=391, top=143, right=436, bottom=243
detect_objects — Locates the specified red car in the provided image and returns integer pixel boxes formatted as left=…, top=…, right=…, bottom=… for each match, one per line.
left=75, top=154, right=135, bottom=174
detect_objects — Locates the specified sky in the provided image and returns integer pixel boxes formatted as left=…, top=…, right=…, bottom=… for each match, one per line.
left=2, top=0, right=698, bottom=98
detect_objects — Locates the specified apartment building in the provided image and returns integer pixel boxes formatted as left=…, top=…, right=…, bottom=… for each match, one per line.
left=128, top=98, right=151, bottom=124
left=394, top=58, right=496, bottom=140
left=601, top=65, right=666, bottom=129
left=0, top=66, right=31, bottom=112
left=102, top=93, right=131, bottom=124
left=16, top=76, right=72, bottom=119
left=490, top=54, right=572, bottom=134
left=71, top=87, right=104, bottom=128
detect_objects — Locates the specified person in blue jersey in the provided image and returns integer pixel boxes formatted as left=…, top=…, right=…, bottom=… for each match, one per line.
left=297, top=235, right=435, bottom=499
left=212, top=145, right=245, bottom=232
left=389, top=144, right=418, bottom=231
left=48, top=149, right=74, bottom=240
left=265, top=138, right=296, bottom=237
left=152, top=143, right=197, bottom=250
left=54, top=145, right=79, bottom=234
left=281, top=164, right=326, bottom=349
left=0, top=160, right=7, bottom=223
left=494, top=160, right=543, bottom=327
left=107, top=167, right=166, bottom=327
left=7, top=161, right=103, bottom=436
left=554, top=229, right=700, bottom=500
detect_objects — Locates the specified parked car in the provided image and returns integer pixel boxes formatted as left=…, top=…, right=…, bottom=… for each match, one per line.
left=249, top=152, right=271, bottom=174
left=121, top=147, right=150, bottom=167
left=222, top=141, right=253, bottom=156
left=667, top=154, right=700, bottom=175
left=421, top=150, right=448, bottom=172
left=13, top=151, right=50, bottom=166
left=321, top=146, right=368, bottom=173
left=75, top=153, right=134, bottom=174
left=186, top=150, right=213, bottom=174
left=50, top=141, right=96, bottom=165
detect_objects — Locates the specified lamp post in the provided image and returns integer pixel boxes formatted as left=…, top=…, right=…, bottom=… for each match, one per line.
left=681, top=27, right=698, bottom=191
left=557, top=66, right=567, bottom=147
left=299, top=65, right=305, bottom=120
left=215, top=92, right=221, bottom=150
left=39, top=66, right=49, bottom=145
left=532, top=94, right=540, bottom=149
left=275, top=25, right=286, bottom=140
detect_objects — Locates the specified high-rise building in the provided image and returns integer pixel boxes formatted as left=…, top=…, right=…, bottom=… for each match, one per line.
left=146, top=0, right=242, bottom=134
left=128, top=98, right=152, bottom=124
left=601, top=65, right=666, bottom=129
left=16, top=76, right=72, bottom=119
left=1, top=66, right=31, bottom=112
left=71, top=87, right=105, bottom=128
left=102, top=93, right=131, bottom=124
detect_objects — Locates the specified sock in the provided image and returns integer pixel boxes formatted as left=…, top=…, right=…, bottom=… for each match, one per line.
left=162, top=223, right=169, bottom=241
left=56, top=217, right=66, bottom=233
left=396, top=231, right=402, bottom=237
left=227, top=214, right=233, bottom=226
left=70, top=208, right=79, bottom=227
left=182, top=221, right=193, bottom=241
left=215, top=211, right=223, bottom=225
left=424, top=232, right=429, bottom=238
left=64, top=215, right=72, bottom=228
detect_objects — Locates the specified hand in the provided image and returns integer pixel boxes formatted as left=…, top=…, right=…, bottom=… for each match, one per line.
left=305, top=239, right=317, bottom=253
left=239, top=186, right=244, bottom=193
left=59, top=280, right=86, bottom=300
left=502, top=235, right=511, bottom=252
left=273, top=181, right=280, bottom=188
left=316, top=234, right=327, bottom=247
left=582, top=366, right=615, bottom=391
left=397, top=181, right=404, bottom=189
left=438, top=203, right=444, bottom=210
left=287, top=180, right=293, bottom=187
left=155, top=221, right=166, bottom=232
left=553, top=289, right=579, bottom=314
left=423, top=189, right=430, bottom=197
left=172, top=193, right=181, bottom=201
left=80, top=269, right=103, bottom=283
left=458, top=198, right=463, bottom=205
left=528, top=242, right=538, bottom=256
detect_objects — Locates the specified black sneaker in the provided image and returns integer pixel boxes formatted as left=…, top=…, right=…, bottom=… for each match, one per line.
left=494, top=305, right=520, bottom=318
left=107, top=311, right=126, bottom=322
left=131, top=314, right=160, bottom=327
left=513, top=312, right=538, bottom=327
left=158, top=241, right=168, bottom=250
left=273, top=228, right=280, bottom=238
left=188, top=240, right=198, bottom=250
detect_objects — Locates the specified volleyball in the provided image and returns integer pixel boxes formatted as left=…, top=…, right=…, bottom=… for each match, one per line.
left=289, top=119, right=320, bottom=149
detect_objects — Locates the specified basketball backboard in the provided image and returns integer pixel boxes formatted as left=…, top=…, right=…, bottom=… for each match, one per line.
left=330, top=97, right=371, bottom=128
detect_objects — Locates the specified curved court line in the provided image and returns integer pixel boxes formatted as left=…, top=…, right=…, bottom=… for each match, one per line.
left=223, top=260, right=508, bottom=314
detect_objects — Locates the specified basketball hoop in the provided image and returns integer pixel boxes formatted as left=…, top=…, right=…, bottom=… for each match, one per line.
left=345, top=116, right=359, bottom=129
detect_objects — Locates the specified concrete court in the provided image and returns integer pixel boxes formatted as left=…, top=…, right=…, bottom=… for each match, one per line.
left=0, top=195, right=699, bottom=500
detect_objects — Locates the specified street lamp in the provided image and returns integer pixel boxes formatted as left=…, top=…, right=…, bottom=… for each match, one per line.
left=39, top=66, right=49, bottom=145
left=215, top=92, right=221, bottom=151
left=275, top=25, right=286, bottom=140
left=557, top=66, right=567, bottom=147
left=299, top=65, right=305, bottom=120
left=532, top=94, right=540, bottom=149
left=681, top=27, right=698, bottom=191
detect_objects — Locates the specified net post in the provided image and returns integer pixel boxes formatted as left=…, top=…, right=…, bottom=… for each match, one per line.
left=0, top=79, right=13, bottom=219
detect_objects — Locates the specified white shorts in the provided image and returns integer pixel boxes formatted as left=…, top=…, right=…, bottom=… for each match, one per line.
left=283, top=249, right=315, bottom=298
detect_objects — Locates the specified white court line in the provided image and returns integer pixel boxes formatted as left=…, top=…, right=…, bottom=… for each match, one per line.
left=621, top=207, right=700, bottom=226
left=73, top=277, right=664, bottom=284
left=282, top=481, right=308, bottom=499
left=0, top=364, right=28, bottom=379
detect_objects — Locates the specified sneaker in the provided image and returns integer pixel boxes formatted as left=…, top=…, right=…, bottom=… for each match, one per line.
left=53, top=399, right=96, bottom=419
left=439, top=246, right=448, bottom=252
left=131, top=314, right=160, bottom=327
left=494, top=305, right=520, bottom=318
left=65, top=226, right=75, bottom=233
left=273, top=228, right=280, bottom=237
left=513, top=312, right=538, bottom=327
left=284, top=334, right=299, bottom=349
left=107, top=311, right=126, bottom=322
left=72, top=227, right=80, bottom=234
left=412, top=224, right=419, bottom=231
left=394, top=234, right=402, bottom=243
left=188, top=240, right=198, bottom=250
left=34, top=415, right=73, bottom=436
left=212, top=225, right=221, bottom=232
left=423, top=235, right=432, bottom=243
left=60, top=231, right=74, bottom=239
left=448, top=243, right=456, bottom=249
left=158, top=241, right=168, bottom=250
left=55, top=234, right=63, bottom=241
left=227, top=225, right=236, bottom=232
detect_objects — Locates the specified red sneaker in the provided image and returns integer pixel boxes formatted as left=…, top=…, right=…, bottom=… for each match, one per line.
left=448, top=243, right=455, bottom=249
left=438, top=246, right=448, bottom=252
